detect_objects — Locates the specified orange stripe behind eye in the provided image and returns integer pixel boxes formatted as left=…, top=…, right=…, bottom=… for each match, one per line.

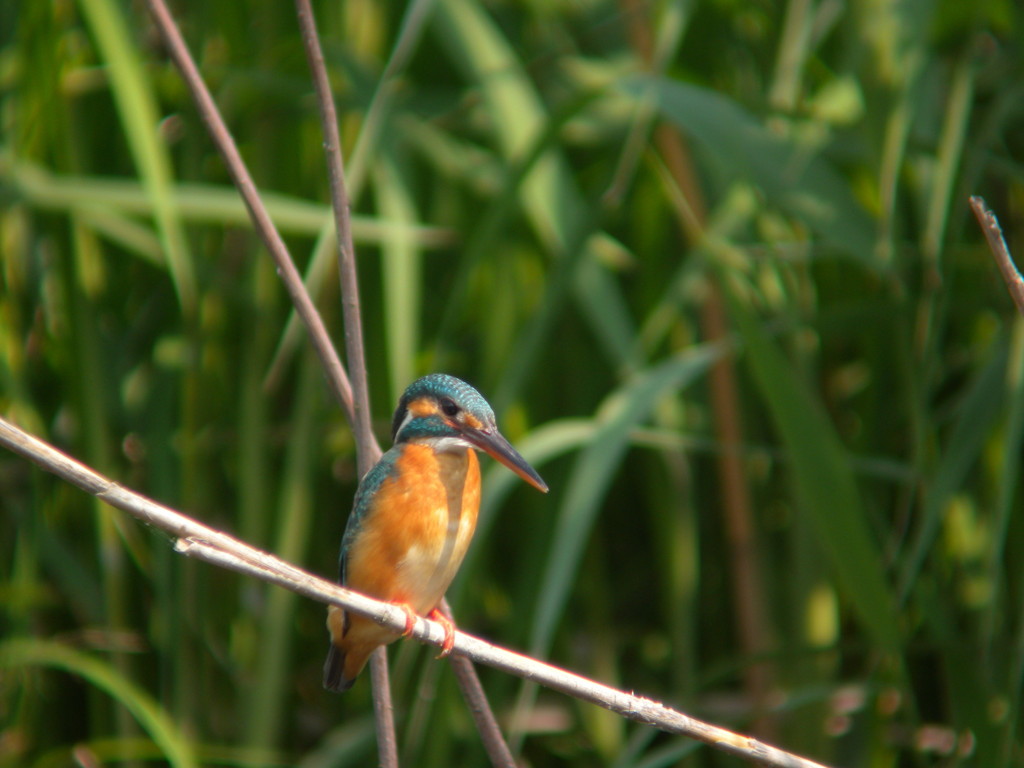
left=407, top=397, right=439, bottom=418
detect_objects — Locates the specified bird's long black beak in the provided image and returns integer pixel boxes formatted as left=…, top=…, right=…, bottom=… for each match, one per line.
left=465, top=428, right=548, bottom=493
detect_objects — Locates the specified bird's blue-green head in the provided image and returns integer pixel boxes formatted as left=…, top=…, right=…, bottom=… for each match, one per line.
left=391, top=374, right=548, bottom=493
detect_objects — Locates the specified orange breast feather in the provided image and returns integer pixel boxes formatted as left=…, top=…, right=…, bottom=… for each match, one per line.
left=333, top=444, right=482, bottom=681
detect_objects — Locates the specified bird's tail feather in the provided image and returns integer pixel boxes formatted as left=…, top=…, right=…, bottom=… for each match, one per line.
left=323, top=645, right=355, bottom=693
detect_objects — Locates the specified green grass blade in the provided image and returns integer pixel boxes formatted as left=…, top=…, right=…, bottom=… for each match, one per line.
left=627, top=76, right=877, bottom=261
left=726, top=283, right=902, bottom=652
left=921, top=55, right=975, bottom=262
left=528, top=343, right=724, bottom=657
left=0, top=639, right=198, bottom=768
left=76, top=0, right=197, bottom=314
left=505, top=346, right=722, bottom=748
left=243, top=353, right=322, bottom=752
left=985, top=318, right=1024, bottom=641
left=898, top=337, right=1008, bottom=601
left=435, top=0, right=583, bottom=251
left=435, top=0, right=637, bottom=381
left=375, top=152, right=421, bottom=402
left=6, top=159, right=451, bottom=244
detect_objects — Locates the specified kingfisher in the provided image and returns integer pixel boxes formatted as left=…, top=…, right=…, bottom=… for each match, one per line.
left=323, top=373, right=548, bottom=692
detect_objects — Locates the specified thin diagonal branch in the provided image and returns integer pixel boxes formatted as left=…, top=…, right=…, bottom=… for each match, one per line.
left=970, top=196, right=1024, bottom=316
left=143, top=1, right=517, bottom=763
left=0, top=415, right=833, bottom=768
left=368, top=648, right=400, bottom=768
left=143, top=0, right=355, bottom=423
left=290, top=3, right=517, bottom=764
left=439, top=599, right=516, bottom=768
left=290, top=2, right=397, bottom=762
left=293, top=0, right=378, bottom=473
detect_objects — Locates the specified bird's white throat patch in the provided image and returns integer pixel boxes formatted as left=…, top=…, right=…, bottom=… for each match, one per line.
left=425, top=436, right=475, bottom=453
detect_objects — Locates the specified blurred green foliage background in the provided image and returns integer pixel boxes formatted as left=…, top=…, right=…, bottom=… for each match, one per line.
left=2, top=0, right=1023, bottom=765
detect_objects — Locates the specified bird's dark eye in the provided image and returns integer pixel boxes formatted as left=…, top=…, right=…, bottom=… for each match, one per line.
left=439, top=398, right=460, bottom=417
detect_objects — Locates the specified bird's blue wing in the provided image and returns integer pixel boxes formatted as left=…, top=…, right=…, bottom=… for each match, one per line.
left=337, top=446, right=402, bottom=584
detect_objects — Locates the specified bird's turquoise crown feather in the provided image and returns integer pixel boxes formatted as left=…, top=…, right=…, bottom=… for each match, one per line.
left=390, top=374, right=494, bottom=443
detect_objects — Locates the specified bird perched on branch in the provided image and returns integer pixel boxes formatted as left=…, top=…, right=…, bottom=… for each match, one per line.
left=324, top=373, right=548, bottom=692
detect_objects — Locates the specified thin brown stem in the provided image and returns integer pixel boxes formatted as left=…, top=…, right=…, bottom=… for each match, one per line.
left=439, top=599, right=517, bottom=768
left=145, top=1, right=519, bottom=762
left=292, top=0, right=378, bottom=472
left=0, top=415, right=833, bottom=768
left=143, top=0, right=355, bottom=423
left=289, top=4, right=517, bottom=764
left=290, top=1, right=395, bottom=762
left=619, top=0, right=777, bottom=737
left=971, top=196, right=1024, bottom=316
left=369, top=649, right=400, bottom=768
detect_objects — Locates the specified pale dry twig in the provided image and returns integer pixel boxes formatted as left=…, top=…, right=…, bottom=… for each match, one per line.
left=0, top=414, right=832, bottom=768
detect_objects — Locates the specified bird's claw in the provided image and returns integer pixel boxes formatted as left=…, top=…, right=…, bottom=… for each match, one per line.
left=395, top=603, right=417, bottom=637
left=427, top=608, right=456, bottom=658
left=391, top=604, right=456, bottom=658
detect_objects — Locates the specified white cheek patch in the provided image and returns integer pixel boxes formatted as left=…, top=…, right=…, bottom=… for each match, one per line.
left=428, top=436, right=474, bottom=453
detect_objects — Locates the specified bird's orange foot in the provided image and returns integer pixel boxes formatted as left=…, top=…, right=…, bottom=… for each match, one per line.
left=427, top=608, right=456, bottom=658
left=392, top=603, right=418, bottom=637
